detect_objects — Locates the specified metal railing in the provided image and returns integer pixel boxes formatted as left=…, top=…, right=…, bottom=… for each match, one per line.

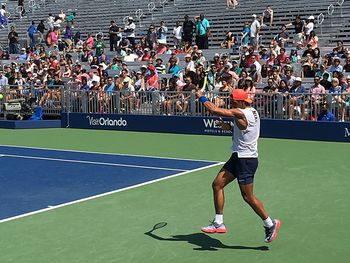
left=0, top=84, right=63, bottom=119
left=61, top=89, right=350, bottom=121
left=1, top=85, right=350, bottom=121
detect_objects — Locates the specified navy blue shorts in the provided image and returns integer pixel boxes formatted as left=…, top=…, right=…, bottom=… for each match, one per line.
left=223, top=153, right=258, bottom=185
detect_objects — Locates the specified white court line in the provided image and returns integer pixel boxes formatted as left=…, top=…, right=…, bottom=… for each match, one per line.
left=0, top=162, right=225, bottom=224
left=1, top=154, right=187, bottom=172
left=0, top=144, right=221, bottom=163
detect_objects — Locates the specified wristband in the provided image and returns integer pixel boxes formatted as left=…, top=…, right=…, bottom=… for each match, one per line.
left=199, top=96, right=208, bottom=103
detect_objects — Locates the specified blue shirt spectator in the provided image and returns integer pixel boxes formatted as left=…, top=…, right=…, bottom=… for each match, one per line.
left=317, top=110, right=335, bottom=121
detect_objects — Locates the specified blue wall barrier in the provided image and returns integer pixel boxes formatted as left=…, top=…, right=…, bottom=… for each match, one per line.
left=61, top=113, right=350, bottom=143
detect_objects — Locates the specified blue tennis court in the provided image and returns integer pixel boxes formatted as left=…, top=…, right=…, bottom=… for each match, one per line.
left=0, top=145, right=219, bottom=222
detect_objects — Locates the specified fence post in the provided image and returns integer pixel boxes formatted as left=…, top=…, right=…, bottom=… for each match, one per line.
left=327, top=4, right=335, bottom=27
left=148, top=2, right=156, bottom=21
left=337, top=0, right=344, bottom=17
left=190, top=92, right=196, bottom=116
left=317, top=13, right=324, bottom=36
left=151, top=90, right=160, bottom=115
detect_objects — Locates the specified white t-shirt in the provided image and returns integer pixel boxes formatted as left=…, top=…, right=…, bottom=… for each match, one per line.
left=0, top=9, right=6, bottom=16
left=250, top=20, right=261, bottom=37
left=305, top=22, right=314, bottom=35
left=231, top=107, right=260, bottom=158
left=125, top=23, right=136, bottom=38
left=173, top=26, right=182, bottom=40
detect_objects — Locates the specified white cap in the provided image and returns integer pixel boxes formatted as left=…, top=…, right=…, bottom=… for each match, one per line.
left=308, top=15, right=314, bottom=20
left=128, top=16, right=134, bottom=20
left=252, top=14, right=257, bottom=18
left=295, top=77, right=302, bottom=82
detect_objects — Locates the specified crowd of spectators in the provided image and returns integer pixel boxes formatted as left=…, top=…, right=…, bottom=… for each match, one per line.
left=0, top=5, right=350, bottom=121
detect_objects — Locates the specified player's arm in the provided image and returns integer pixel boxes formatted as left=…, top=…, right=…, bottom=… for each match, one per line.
left=196, top=91, right=248, bottom=130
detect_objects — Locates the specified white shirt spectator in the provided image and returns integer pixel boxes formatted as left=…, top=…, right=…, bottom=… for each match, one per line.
left=173, top=26, right=182, bottom=40
left=124, top=53, right=139, bottom=62
left=0, top=8, right=6, bottom=17
left=305, top=21, right=314, bottom=36
left=0, top=75, right=8, bottom=86
left=250, top=19, right=261, bottom=37
left=125, top=22, right=136, bottom=38
left=254, top=61, right=262, bottom=73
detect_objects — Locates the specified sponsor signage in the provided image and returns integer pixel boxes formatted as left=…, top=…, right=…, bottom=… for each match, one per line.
left=61, top=113, right=350, bottom=142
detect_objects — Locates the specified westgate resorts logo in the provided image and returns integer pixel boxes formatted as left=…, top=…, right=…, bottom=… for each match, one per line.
left=202, top=118, right=233, bottom=134
left=345, top=128, right=350, bottom=138
left=86, top=116, right=128, bottom=127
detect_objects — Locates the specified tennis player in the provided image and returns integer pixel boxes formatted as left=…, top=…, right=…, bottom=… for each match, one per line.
left=197, top=89, right=280, bottom=243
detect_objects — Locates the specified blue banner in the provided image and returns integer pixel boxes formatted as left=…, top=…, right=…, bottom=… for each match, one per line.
left=61, top=113, right=350, bottom=143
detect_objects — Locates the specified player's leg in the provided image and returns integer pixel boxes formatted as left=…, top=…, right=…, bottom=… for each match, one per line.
left=212, top=168, right=235, bottom=215
left=236, top=158, right=280, bottom=243
left=239, top=183, right=268, bottom=220
left=201, top=156, right=236, bottom=234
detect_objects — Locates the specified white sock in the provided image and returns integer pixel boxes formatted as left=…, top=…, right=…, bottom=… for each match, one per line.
left=263, top=217, right=274, bottom=228
left=214, top=214, right=223, bottom=224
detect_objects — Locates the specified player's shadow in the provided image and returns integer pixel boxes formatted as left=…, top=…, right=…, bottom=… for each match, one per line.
left=145, top=226, right=269, bottom=251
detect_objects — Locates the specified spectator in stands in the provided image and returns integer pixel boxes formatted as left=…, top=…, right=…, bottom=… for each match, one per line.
left=37, top=20, right=47, bottom=35
left=286, top=15, right=304, bottom=47
left=336, top=40, right=346, bottom=58
left=329, top=77, right=345, bottom=121
left=237, top=70, right=247, bottom=88
left=182, top=15, right=195, bottom=46
left=146, top=25, right=157, bottom=50
left=221, top=31, right=235, bottom=49
left=207, top=64, right=218, bottom=92
left=27, top=21, right=37, bottom=48
left=124, top=17, right=136, bottom=48
left=63, top=25, right=74, bottom=51
left=243, top=77, right=256, bottom=101
left=302, top=44, right=314, bottom=57
left=250, top=14, right=261, bottom=52
left=328, top=57, right=343, bottom=73
left=195, top=14, right=210, bottom=49
left=342, top=76, right=350, bottom=120
left=0, top=4, right=8, bottom=29
left=167, top=59, right=180, bottom=75
left=155, top=58, right=166, bottom=74
left=8, top=26, right=19, bottom=54
left=306, top=76, right=325, bottom=119
left=47, top=14, right=55, bottom=30
left=260, top=5, right=273, bottom=26
left=249, top=64, right=261, bottom=84
left=109, top=21, right=121, bottom=52
left=282, top=68, right=295, bottom=88
left=145, top=65, right=159, bottom=90
left=157, top=21, right=168, bottom=43
left=317, top=103, right=335, bottom=121
left=289, top=77, right=305, bottom=120
left=59, top=10, right=66, bottom=21
left=66, top=12, right=76, bottom=27
left=241, top=22, right=250, bottom=46
left=180, top=75, right=197, bottom=114
left=94, top=34, right=105, bottom=57
left=276, top=25, right=289, bottom=48
left=214, top=78, right=232, bottom=107
left=84, top=33, right=94, bottom=51
left=226, top=0, right=238, bottom=9
left=173, top=21, right=182, bottom=49
left=343, top=58, right=350, bottom=72
left=307, top=31, right=318, bottom=49
left=304, top=16, right=315, bottom=43
left=289, top=49, right=299, bottom=63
